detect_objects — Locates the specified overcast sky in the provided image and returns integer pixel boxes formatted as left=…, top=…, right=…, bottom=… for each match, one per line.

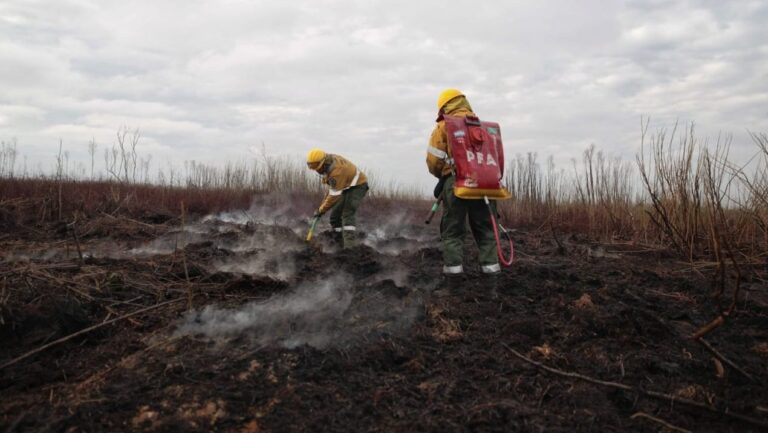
left=1, top=0, right=767, bottom=190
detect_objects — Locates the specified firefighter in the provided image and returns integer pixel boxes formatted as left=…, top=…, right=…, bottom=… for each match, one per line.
left=426, top=89, right=501, bottom=275
left=306, top=148, right=369, bottom=248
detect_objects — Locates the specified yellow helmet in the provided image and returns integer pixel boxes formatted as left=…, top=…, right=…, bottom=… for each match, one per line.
left=437, top=88, right=464, bottom=110
left=306, top=148, right=327, bottom=171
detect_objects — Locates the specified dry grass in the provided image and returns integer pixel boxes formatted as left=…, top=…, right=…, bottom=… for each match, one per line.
left=0, top=146, right=430, bottom=227
left=500, top=147, right=637, bottom=238
left=3, top=124, right=768, bottom=262
left=499, top=122, right=768, bottom=259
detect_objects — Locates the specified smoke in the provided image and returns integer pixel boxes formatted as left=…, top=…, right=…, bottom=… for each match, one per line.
left=120, top=194, right=435, bottom=262
left=201, top=196, right=344, bottom=251
left=202, top=193, right=304, bottom=235
left=122, top=212, right=307, bottom=265
left=362, top=211, right=439, bottom=255
left=370, top=267, right=410, bottom=287
left=211, top=250, right=297, bottom=282
left=75, top=205, right=314, bottom=281
left=126, top=230, right=202, bottom=257
left=175, top=274, right=422, bottom=349
left=2, top=249, right=63, bottom=263
left=228, top=227, right=304, bottom=253
left=206, top=223, right=308, bottom=281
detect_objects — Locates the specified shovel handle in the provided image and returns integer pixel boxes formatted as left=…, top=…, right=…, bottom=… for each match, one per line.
left=306, top=216, right=319, bottom=242
left=425, top=198, right=442, bottom=224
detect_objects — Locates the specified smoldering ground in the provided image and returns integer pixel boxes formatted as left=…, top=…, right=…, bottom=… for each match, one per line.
left=0, top=195, right=435, bottom=268
left=6, top=191, right=768, bottom=433
left=0, top=201, right=435, bottom=352
left=175, top=273, right=423, bottom=349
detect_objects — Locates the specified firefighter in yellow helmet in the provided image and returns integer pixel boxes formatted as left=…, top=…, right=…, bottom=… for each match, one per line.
left=307, top=148, right=369, bottom=248
left=426, top=89, right=501, bottom=275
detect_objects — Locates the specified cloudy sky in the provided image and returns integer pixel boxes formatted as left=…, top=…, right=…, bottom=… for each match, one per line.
left=1, top=0, right=767, bottom=190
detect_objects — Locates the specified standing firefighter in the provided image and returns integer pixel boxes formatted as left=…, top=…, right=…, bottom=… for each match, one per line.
left=307, top=148, right=369, bottom=248
left=427, top=89, right=511, bottom=276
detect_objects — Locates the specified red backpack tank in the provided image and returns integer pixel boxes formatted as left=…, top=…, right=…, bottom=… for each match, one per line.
left=443, top=114, right=511, bottom=200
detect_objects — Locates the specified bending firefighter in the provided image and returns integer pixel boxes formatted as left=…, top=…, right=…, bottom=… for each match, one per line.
left=427, top=88, right=510, bottom=275
left=307, top=148, right=369, bottom=248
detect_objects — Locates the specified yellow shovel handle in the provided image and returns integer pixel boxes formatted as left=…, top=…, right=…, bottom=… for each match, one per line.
left=306, top=216, right=319, bottom=242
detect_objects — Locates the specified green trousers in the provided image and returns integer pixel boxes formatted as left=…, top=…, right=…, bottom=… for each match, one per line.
left=329, top=183, right=369, bottom=248
left=440, top=176, right=499, bottom=271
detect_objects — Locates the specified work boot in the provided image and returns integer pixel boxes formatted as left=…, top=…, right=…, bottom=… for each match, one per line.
left=479, top=262, right=501, bottom=299
left=431, top=264, right=464, bottom=298
left=441, top=267, right=467, bottom=296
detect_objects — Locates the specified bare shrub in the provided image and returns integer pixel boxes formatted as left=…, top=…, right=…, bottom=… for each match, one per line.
left=0, top=139, right=18, bottom=178
left=636, top=120, right=704, bottom=259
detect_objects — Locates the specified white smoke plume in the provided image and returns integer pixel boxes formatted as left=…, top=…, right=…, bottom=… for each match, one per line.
left=175, top=274, right=422, bottom=349
left=126, top=229, right=203, bottom=257
left=202, top=192, right=307, bottom=236
left=211, top=250, right=297, bottom=282
left=362, top=210, right=439, bottom=255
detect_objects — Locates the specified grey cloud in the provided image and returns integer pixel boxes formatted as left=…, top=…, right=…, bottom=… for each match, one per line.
left=0, top=0, right=766, bottom=190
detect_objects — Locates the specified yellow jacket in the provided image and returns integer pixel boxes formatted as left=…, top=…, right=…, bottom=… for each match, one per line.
left=318, top=154, right=368, bottom=214
left=426, top=96, right=475, bottom=178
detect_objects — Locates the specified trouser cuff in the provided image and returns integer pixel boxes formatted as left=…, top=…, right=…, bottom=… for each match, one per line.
left=443, top=264, right=464, bottom=274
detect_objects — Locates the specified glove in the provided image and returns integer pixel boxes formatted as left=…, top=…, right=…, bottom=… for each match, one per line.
left=312, top=210, right=323, bottom=219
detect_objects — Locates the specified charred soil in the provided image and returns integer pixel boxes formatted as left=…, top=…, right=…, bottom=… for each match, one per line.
left=1, top=212, right=767, bottom=433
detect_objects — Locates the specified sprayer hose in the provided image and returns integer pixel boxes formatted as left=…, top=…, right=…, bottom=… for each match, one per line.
left=486, top=199, right=514, bottom=267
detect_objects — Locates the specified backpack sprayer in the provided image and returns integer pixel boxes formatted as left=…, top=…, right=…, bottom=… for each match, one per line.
left=426, top=113, right=515, bottom=266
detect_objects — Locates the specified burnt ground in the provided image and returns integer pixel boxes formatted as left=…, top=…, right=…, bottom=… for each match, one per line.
left=1, top=210, right=767, bottom=433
